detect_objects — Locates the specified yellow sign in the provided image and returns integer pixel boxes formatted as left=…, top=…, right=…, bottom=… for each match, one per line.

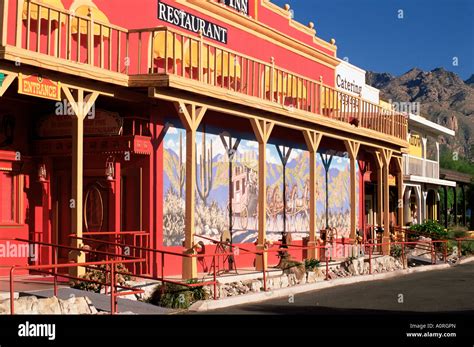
left=388, top=175, right=396, bottom=186
left=409, top=133, right=422, bottom=157
left=18, top=74, right=61, bottom=101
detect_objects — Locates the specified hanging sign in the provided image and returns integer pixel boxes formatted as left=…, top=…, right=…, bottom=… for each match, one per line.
left=18, top=74, right=61, bottom=101
left=37, top=110, right=123, bottom=138
left=158, top=1, right=228, bottom=44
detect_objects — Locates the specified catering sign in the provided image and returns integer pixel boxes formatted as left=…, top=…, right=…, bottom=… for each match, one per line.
left=18, top=74, right=61, bottom=101
left=158, top=1, right=228, bottom=44
left=336, top=60, right=380, bottom=105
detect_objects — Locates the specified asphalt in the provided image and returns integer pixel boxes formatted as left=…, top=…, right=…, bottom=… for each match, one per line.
left=192, top=262, right=474, bottom=315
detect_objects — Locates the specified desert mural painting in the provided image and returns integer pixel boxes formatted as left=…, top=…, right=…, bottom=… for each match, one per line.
left=163, top=127, right=359, bottom=246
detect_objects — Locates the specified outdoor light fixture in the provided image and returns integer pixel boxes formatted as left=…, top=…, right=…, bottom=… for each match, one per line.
left=38, top=163, right=47, bottom=182
left=105, top=156, right=115, bottom=181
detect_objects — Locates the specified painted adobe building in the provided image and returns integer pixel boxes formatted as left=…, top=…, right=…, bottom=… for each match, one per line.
left=0, top=0, right=409, bottom=278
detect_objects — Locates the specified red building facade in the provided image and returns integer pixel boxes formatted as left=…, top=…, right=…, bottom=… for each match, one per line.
left=0, top=0, right=407, bottom=278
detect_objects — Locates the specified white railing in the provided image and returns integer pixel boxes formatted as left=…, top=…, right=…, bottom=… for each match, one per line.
left=404, top=155, right=439, bottom=179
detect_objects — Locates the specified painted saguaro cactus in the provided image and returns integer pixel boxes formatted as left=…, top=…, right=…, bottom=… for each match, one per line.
left=196, top=131, right=214, bottom=206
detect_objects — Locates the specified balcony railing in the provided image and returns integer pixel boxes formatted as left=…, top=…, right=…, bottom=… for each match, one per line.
left=1, top=0, right=408, bottom=141
left=404, top=155, right=439, bottom=179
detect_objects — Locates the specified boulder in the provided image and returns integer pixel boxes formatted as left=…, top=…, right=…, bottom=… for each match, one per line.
left=37, top=296, right=61, bottom=314
left=280, top=274, right=289, bottom=288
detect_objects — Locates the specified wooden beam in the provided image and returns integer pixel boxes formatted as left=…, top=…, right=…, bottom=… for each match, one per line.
left=60, top=85, right=105, bottom=276
left=150, top=86, right=407, bottom=152
left=378, top=148, right=393, bottom=255
left=0, top=0, right=8, bottom=46
left=373, top=151, right=384, bottom=231
left=250, top=118, right=274, bottom=144
left=344, top=140, right=360, bottom=239
left=0, top=73, right=17, bottom=97
left=173, top=101, right=207, bottom=279
left=303, top=129, right=323, bottom=154
left=250, top=118, right=274, bottom=271
left=303, top=130, right=322, bottom=259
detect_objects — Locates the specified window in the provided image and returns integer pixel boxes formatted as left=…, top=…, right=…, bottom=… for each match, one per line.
left=0, top=171, right=16, bottom=224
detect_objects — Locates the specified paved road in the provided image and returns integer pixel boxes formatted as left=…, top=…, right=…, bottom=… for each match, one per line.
left=196, top=262, right=474, bottom=315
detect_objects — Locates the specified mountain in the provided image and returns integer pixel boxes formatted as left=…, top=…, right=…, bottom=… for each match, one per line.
left=465, top=74, right=474, bottom=86
left=366, top=68, right=474, bottom=157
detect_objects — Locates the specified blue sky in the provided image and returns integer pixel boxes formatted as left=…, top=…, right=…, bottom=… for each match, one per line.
left=273, top=0, right=474, bottom=80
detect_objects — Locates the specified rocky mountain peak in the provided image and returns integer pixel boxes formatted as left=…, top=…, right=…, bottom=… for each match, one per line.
left=366, top=68, right=474, bottom=156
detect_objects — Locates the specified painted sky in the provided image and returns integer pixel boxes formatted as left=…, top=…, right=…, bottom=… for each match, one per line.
left=272, top=0, right=474, bottom=80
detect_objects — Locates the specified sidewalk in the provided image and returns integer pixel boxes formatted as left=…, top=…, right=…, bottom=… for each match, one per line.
left=189, top=256, right=474, bottom=312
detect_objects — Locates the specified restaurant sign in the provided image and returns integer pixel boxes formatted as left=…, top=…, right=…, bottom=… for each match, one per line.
left=18, top=74, right=61, bottom=101
left=37, top=110, right=123, bottom=138
left=158, top=1, right=228, bottom=44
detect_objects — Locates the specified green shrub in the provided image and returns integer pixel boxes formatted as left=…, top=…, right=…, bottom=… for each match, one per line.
left=147, top=279, right=209, bottom=309
left=71, top=263, right=132, bottom=293
left=447, top=228, right=469, bottom=240
left=461, top=240, right=474, bottom=255
left=304, top=258, right=320, bottom=271
left=390, top=245, right=402, bottom=258
left=410, top=220, right=448, bottom=240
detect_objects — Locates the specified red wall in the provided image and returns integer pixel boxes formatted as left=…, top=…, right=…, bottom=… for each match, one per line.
left=5, top=0, right=336, bottom=85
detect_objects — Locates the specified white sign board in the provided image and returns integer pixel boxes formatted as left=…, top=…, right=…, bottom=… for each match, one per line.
left=335, top=60, right=380, bottom=105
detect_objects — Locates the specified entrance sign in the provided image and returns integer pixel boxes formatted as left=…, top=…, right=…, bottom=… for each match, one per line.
left=158, top=1, right=228, bottom=44
left=18, top=74, right=61, bottom=101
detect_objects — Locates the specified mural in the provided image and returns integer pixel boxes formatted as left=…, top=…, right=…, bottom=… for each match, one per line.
left=163, top=127, right=358, bottom=246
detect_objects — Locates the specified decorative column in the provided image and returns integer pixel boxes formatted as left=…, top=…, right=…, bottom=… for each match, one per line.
left=344, top=140, right=360, bottom=239
left=250, top=119, right=274, bottom=271
left=373, top=151, right=384, bottom=233
left=376, top=149, right=392, bottom=255
left=175, top=102, right=207, bottom=279
left=453, top=186, right=458, bottom=226
left=275, top=145, right=293, bottom=234
left=63, top=86, right=100, bottom=276
left=461, top=184, right=467, bottom=227
left=303, top=130, right=322, bottom=259
left=394, top=156, right=404, bottom=228
left=443, top=186, right=448, bottom=228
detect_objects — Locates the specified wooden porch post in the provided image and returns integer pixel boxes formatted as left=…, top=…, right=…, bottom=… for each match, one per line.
left=453, top=186, right=458, bottom=226
left=394, top=156, right=404, bottom=228
left=0, top=72, right=17, bottom=97
left=250, top=119, right=274, bottom=271
left=344, top=140, right=360, bottom=239
left=381, top=149, right=392, bottom=255
left=175, top=102, right=207, bottom=280
left=0, top=0, right=8, bottom=46
left=62, top=86, right=99, bottom=276
left=303, top=130, right=322, bottom=259
left=443, top=185, right=448, bottom=228
left=373, top=151, right=384, bottom=246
